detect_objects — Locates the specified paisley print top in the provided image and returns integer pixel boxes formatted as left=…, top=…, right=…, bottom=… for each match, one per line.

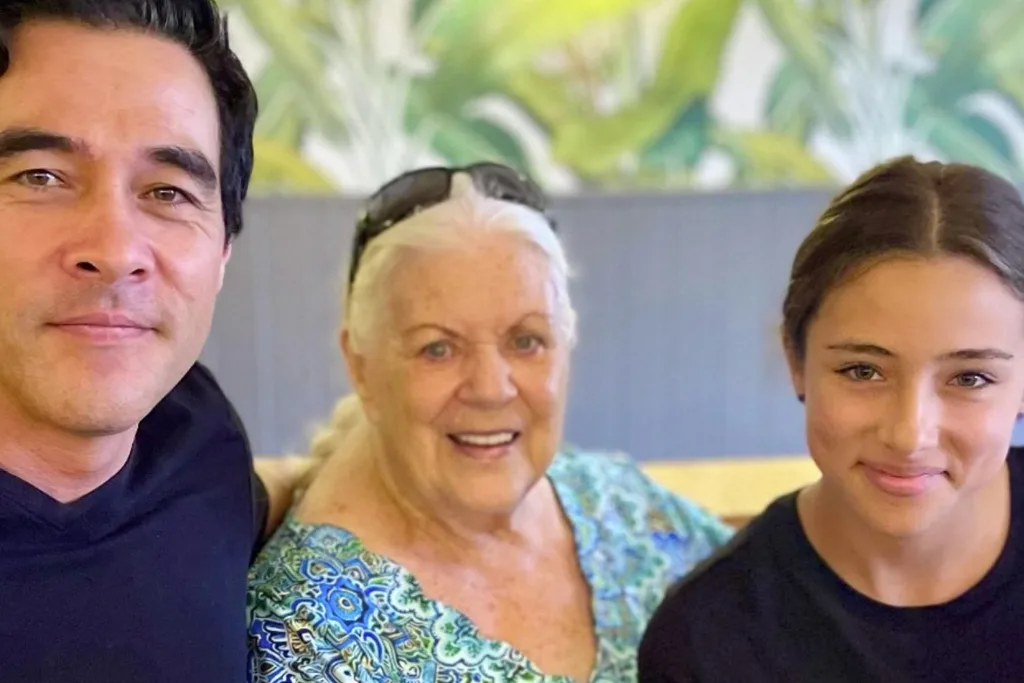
left=247, top=449, right=732, bottom=682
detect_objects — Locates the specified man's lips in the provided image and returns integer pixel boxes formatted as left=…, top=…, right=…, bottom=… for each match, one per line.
left=48, top=312, right=156, bottom=341
left=51, top=312, right=153, bottom=328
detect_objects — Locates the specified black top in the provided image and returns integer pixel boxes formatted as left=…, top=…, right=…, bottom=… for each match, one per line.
left=0, top=363, right=267, bottom=682
left=638, top=447, right=1024, bottom=683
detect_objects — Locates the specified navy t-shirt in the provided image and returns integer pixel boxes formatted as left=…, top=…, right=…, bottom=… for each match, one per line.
left=638, top=447, right=1024, bottom=683
left=0, top=363, right=267, bottom=682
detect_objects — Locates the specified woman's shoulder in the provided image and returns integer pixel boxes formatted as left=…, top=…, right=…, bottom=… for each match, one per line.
left=247, top=518, right=421, bottom=681
left=247, top=516, right=406, bottom=611
left=549, top=447, right=734, bottom=559
left=247, top=517, right=554, bottom=682
left=548, top=447, right=663, bottom=506
left=549, top=447, right=718, bottom=521
left=548, top=446, right=636, bottom=484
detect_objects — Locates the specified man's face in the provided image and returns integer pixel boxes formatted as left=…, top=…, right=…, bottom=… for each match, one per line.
left=0, top=21, right=230, bottom=440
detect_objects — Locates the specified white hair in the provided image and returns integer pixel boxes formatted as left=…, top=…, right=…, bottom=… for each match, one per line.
left=304, top=173, right=576, bottom=469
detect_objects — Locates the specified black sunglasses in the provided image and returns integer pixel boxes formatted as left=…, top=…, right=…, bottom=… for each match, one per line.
left=348, top=162, right=554, bottom=286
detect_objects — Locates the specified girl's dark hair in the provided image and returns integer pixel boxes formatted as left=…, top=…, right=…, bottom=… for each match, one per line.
left=0, top=0, right=257, bottom=242
left=783, top=156, right=1024, bottom=362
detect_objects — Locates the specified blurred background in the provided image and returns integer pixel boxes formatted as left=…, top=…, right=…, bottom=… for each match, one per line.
left=200, top=0, right=1024, bottom=485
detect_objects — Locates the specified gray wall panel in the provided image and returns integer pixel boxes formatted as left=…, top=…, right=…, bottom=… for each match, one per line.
left=201, top=190, right=1024, bottom=460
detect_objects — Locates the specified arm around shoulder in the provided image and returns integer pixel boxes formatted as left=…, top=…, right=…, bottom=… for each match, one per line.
left=253, top=455, right=316, bottom=537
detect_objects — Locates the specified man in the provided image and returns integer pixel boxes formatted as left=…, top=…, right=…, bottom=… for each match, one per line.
left=0, top=1, right=303, bottom=680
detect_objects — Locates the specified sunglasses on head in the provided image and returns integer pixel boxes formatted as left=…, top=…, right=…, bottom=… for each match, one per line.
left=348, top=162, right=554, bottom=286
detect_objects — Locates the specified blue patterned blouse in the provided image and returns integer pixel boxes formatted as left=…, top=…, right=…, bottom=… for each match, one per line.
left=247, top=450, right=732, bottom=682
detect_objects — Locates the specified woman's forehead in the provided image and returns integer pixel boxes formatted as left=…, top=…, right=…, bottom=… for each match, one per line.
left=809, top=256, right=1024, bottom=356
left=389, top=241, right=558, bottom=319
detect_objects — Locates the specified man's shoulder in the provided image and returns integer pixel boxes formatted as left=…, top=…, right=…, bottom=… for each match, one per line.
left=157, top=362, right=233, bottom=417
left=140, top=362, right=249, bottom=456
left=133, top=362, right=259, bottom=534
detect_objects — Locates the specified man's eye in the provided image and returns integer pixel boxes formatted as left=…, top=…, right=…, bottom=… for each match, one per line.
left=14, top=170, right=62, bottom=188
left=148, top=187, right=192, bottom=204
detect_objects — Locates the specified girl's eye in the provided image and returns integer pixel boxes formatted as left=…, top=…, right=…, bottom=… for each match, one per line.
left=951, top=372, right=992, bottom=389
left=840, top=364, right=881, bottom=382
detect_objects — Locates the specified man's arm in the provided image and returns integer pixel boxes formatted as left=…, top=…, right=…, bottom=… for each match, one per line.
left=253, top=455, right=314, bottom=537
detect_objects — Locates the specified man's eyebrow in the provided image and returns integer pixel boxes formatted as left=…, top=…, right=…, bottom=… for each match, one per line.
left=0, top=128, right=219, bottom=194
left=148, top=146, right=218, bottom=192
left=0, top=127, right=82, bottom=159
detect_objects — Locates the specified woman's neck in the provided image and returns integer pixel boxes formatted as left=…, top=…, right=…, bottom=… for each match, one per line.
left=798, top=465, right=1011, bottom=607
left=298, top=436, right=566, bottom=563
left=369, top=450, right=561, bottom=561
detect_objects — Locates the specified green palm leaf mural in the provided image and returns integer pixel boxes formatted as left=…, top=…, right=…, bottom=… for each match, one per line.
left=220, top=0, right=1024, bottom=193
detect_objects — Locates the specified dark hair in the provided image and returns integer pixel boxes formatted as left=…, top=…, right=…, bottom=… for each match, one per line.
left=0, top=0, right=257, bottom=242
left=783, top=156, right=1024, bottom=362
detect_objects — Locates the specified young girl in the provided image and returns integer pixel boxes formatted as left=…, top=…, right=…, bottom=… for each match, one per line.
left=639, top=156, right=1024, bottom=682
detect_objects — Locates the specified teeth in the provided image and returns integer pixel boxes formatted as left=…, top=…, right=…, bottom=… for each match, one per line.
left=453, top=432, right=515, bottom=447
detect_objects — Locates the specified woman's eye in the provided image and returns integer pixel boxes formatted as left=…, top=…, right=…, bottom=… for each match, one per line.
left=841, top=364, right=881, bottom=382
left=952, top=372, right=992, bottom=389
left=511, top=334, right=543, bottom=353
left=421, top=341, right=452, bottom=360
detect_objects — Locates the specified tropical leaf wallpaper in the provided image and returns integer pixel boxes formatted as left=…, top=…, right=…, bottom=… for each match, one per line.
left=221, top=0, right=1024, bottom=194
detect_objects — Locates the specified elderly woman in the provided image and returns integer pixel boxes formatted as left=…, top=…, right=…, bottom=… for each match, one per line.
left=247, top=162, right=731, bottom=682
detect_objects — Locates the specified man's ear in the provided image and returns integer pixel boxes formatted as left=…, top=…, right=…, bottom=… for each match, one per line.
left=217, top=242, right=233, bottom=291
left=784, top=334, right=806, bottom=404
